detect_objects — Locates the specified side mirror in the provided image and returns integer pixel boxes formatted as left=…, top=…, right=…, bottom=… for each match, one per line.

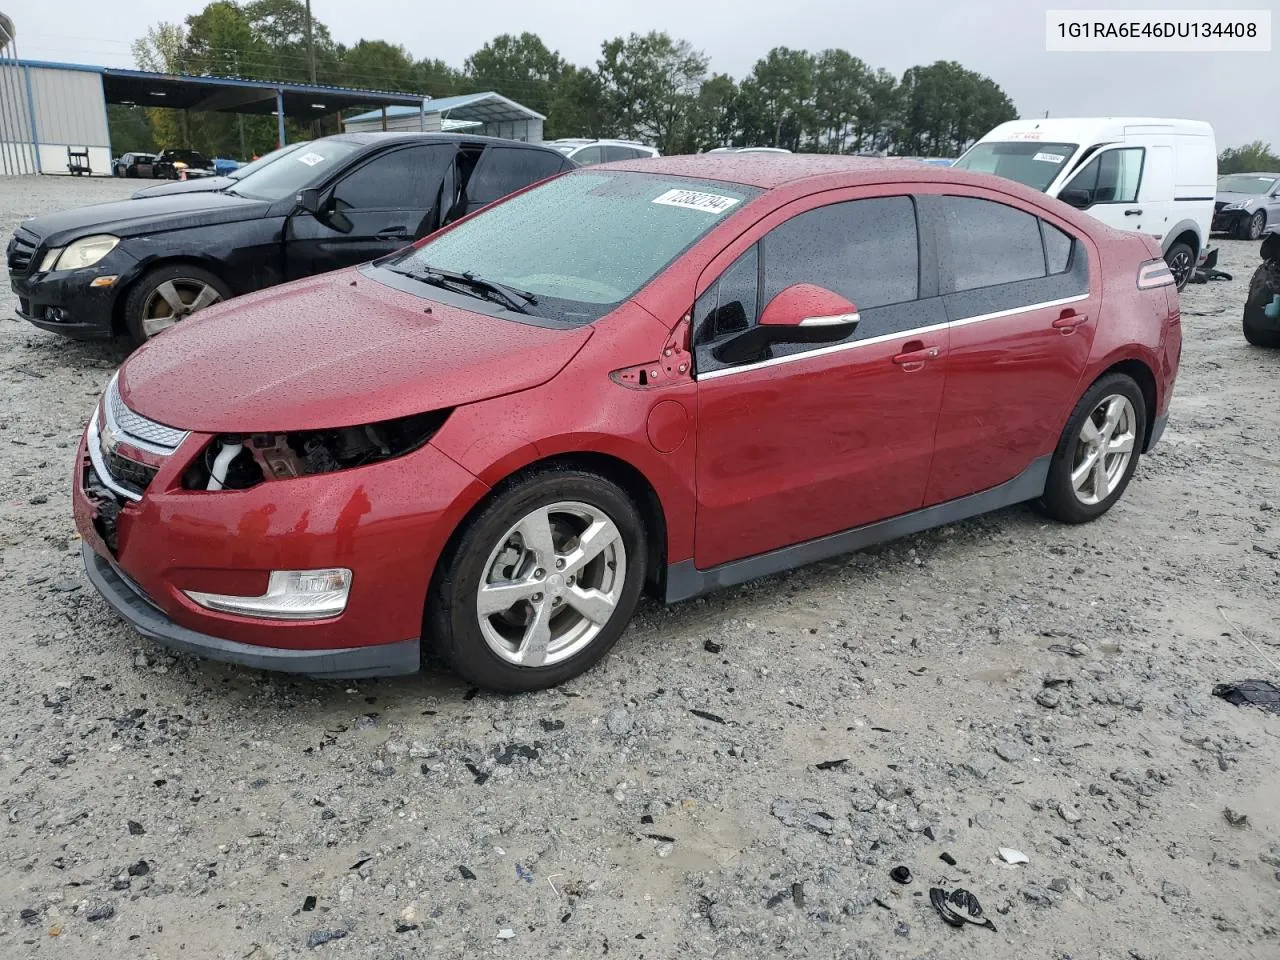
left=296, top=187, right=322, bottom=216
left=714, top=284, right=859, bottom=365
left=1059, top=187, right=1092, bottom=209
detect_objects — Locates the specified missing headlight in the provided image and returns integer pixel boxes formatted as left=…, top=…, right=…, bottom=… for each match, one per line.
left=182, top=409, right=452, bottom=491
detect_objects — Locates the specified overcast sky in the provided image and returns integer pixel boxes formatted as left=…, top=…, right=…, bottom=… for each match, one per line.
left=9, top=0, right=1277, bottom=149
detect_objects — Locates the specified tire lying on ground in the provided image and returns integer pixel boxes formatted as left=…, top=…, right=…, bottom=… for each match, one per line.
left=1243, top=260, right=1280, bottom=348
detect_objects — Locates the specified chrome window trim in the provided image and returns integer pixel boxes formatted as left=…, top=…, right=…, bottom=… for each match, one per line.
left=798, top=311, right=860, bottom=327
left=695, top=294, right=1088, bottom=381
left=86, top=407, right=144, bottom=503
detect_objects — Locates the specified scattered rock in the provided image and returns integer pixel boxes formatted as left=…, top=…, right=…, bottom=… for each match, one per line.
left=994, top=742, right=1028, bottom=763
left=606, top=708, right=633, bottom=736
left=1021, top=883, right=1058, bottom=906
left=1161, top=881, right=1189, bottom=901
left=1035, top=689, right=1062, bottom=709
left=1057, top=804, right=1083, bottom=825
left=84, top=901, right=114, bottom=922
left=306, top=929, right=347, bottom=948
left=1224, top=807, right=1249, bottom=828
left=965, top=755, right=998, bottom=779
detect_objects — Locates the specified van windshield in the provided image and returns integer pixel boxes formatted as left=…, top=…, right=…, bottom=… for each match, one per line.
left=954, top=141, right=1079, bottom=192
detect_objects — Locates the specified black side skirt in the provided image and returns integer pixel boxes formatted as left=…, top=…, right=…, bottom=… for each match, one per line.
left=664, top=455, right=1051, bottom=603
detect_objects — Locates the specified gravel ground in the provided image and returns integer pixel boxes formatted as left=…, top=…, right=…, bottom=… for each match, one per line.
left=0, top=174, right=1278, bottom=960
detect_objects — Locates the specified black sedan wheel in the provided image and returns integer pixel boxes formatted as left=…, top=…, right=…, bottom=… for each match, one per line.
left=123, top=264, right=231, bottom=347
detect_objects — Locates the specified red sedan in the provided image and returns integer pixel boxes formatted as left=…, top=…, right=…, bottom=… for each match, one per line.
left=74, top=155, right=1182, bottom=691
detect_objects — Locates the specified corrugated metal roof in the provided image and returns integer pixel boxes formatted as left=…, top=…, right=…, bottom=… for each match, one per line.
left=345, top=91, right=544, bottom=125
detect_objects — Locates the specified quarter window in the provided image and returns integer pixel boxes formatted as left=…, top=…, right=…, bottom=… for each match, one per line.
left=695, top=245, right=759, bottom=344
left=466, top=147, right=567, bottom=206
left=1041, top=221, right=1074, bottom=274
left=939, top=196, right=1046, bottom=293
left=761, top=196, right=919, bottom=310
left=572, top=146, right=604, bottom=166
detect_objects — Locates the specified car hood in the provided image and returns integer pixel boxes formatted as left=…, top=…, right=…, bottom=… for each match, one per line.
left=21, top=191, right=271, bottom=245
left=118, top=269, right=594, bottom=434
left=132, top=176, right=236, bottom=199
left=1216, top=191, right=1263, bottom=206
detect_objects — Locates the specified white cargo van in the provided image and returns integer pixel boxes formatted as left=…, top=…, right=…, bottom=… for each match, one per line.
left=954, top=118, right=1216, bottom=288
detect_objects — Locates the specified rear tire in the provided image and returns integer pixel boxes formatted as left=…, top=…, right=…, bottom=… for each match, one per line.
left=428, top=467, right=647, bottom=692
left=1243, top=261, right=1280, bottom=348
left=122, top=263, right=231, bottom=349
left=1037, top=373, right=1147, bottom=524
left=1164, top=241, right=1195, bottom=290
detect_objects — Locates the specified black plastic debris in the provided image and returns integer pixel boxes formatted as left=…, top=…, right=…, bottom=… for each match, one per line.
left=463, top=761, right=490, bottom=785
left=459, top=865, right=477, bottom=880
left=126, top=861, right=149, bottom=877
left=765, top=890, right=787, bottom=908
left=791, top=882, right=805, bottom=908
left=940, top=852, right=957, bottom=866
left=929, top=887, right=996, bottom=931
left=302, top=896, right=317, bottom=912
left=396, top=923, right=419, bottom=933
left=20, top=908, right=39, bottom=923
left=815, top=759, right=849, bottom=771
left=127, top=820, right=145, bottom=836
left=494, top=743, right=541, bottom=765
left=890, top=866, right=912, bottom=884
left=348, top=858, right=371, bottom=871
left=690, top=709, right=727, bottom=724
left=540, top=719, right=565, bottom=732
left=1224, top=807, right=1250, bottom=828
left=703, top=640, right=723, bottom=654
left=1212, top=680, right=1280, bottom=715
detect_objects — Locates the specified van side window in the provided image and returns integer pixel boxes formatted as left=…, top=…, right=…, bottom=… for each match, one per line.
left=1063, top=148, right=1144, bottom=205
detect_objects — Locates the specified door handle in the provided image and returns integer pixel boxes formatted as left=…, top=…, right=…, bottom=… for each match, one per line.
left=892, top=341, right=941, bottom=366
left=1052, top=310, right=1089, bottom=332
left=376, top=226, right=410, bottom=238
left=1124, top=208, right=1143, bottom=216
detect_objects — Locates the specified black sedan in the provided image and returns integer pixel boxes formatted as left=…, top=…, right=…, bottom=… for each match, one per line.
left=112, top=152, right=158, bottom=178
left=153, top=149, right=216, bottom=180
left=7, top=133, right=573, bottom=347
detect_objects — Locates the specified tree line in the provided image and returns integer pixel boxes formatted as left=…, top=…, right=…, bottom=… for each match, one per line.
left=117, top=0, right=1019, bottom=160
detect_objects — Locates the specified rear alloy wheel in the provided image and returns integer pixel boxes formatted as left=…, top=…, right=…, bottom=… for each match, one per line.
left=1164, top=241, right=1195, bottom=290
left=429, top=469, right=647, bottom=692
left=1037, top=373, right=1146, bottom=524
left=123, top=264, right=230, bottom=347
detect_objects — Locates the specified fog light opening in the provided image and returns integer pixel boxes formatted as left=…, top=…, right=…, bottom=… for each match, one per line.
left=184, top=568, right=352, bottom=620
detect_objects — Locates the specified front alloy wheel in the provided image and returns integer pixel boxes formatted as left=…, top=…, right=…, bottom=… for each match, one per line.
left=428, top=468, right=647, bottom=692
left=140, top=278, right=222, bottom=338
left=477, top=502, right=626, bottom=668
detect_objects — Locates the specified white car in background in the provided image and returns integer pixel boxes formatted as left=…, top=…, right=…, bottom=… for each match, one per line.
left=955, top=117, right=1217, bottom=289
left=546, top=139, right=660, bottom=165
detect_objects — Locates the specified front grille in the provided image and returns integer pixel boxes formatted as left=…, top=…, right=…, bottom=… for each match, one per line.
left=1214, top=201, right=1228, bottom=213
left=7, top=228, right=38, bottom=273
left=105, top=375, right=188, bottom=453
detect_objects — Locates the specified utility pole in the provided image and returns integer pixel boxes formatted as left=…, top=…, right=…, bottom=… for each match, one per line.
left=305, top=0, right=316, bottom=84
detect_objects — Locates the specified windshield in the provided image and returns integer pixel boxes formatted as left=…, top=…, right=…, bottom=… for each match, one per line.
left=1218, top=174, right=1276, bottom=195
left=954, top=141, right=1079, bottom=191
left=230, top=140, right=360, bottom=201
left=389, top=171, right=760, bottom=323
left=229, top=142, right=309, bottom=181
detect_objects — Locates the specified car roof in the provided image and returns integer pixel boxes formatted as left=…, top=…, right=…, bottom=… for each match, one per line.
left=329, top=132, right=562, bottom=154
left=599, top=153, right=1012, bottom=191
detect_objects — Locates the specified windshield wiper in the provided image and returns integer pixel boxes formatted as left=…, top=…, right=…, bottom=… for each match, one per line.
left=393, top=264, right=537, bottom=314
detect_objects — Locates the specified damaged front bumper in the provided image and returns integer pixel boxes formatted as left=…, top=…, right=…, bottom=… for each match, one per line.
left=82, top=545, right=420, bottom=677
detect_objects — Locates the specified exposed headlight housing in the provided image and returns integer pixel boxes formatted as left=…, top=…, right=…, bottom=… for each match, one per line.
left=50, top=235, right=120, bottom=271
left=1221, top=201, right=1250, bottom=212
left=39, top=248, right=63, bottom=272
left=185, top=568, right=352, bottom=620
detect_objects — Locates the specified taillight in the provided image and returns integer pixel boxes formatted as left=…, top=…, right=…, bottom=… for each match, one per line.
left=1137, top=259, right=1175, bottom=290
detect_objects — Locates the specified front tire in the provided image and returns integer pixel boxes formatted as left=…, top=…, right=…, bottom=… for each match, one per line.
left=1164, top=241, right=1195, bottom=290
left=428, top=467, right=647, bottom=692
left=1037, top=373, right=1147, bottom=524
left=1237, top=210, right=1266, bottom=242
left=122, top=263, right=230, bottom=348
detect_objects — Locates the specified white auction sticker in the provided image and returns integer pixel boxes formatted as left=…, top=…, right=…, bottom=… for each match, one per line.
left=1046, top=10, right=1270, bottom=52
left=297, top=152, right=327, bottom=166
left=652, top=189, right=740, bottom=214
left=1033, top=152, right=1066, bottom=163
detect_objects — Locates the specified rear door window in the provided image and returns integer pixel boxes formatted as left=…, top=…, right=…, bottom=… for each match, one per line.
left=937, top=196, right=1046, bottom=292
left=466, top=147, right=567, bottom=207
left=572, top=146, right=604, bottom=166
left=604, top=146, right=638, bottom=162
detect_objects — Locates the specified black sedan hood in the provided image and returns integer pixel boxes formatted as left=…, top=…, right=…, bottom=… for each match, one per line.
left=20, top=191, right=272, bottom=245
left=132, top=176, right=236, bottom=199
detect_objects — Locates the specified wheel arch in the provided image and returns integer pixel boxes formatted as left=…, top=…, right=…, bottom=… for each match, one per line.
left=431, top=450, right=670, bottom=601
left=1161, top=222, right=1202, bottom=259
left=111, top=255, right=234, bottom=336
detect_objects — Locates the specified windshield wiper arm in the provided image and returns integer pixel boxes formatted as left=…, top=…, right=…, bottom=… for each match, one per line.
left=408, top=265, right=537, bottom=313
